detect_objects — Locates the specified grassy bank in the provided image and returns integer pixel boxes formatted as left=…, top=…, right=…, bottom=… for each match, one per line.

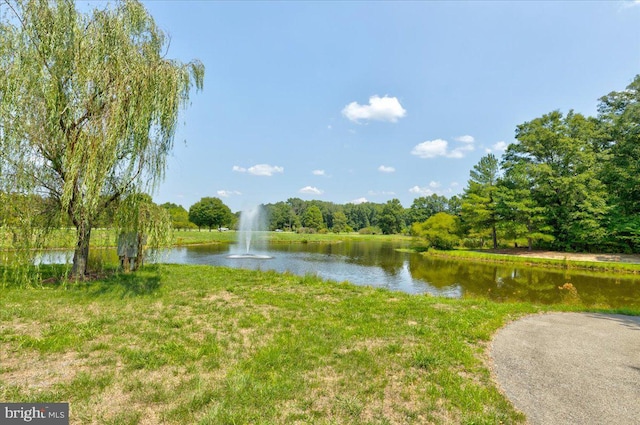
left=173, top=230, right=414, bottom=246
left=1, top=229, right=413, bottom=250
left=0, top=264, right=608, bottom=424
left=416, top=248, right=640, bottom=275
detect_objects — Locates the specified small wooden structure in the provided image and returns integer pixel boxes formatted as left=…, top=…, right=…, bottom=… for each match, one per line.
left=117, top=232, right=146, bottom=272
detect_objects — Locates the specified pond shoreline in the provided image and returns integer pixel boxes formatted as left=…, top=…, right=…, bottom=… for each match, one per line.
left=415, top=248, right=640, bottom=274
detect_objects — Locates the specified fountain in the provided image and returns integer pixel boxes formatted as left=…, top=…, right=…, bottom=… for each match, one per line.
left=227, top=205, right=274, bottom=259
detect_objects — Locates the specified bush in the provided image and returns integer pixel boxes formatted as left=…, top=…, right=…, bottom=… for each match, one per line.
left=358, top=226, right=382, bottom=235
left=413, top=212, right=460, bottom=250
left=296, top=227, right=317, bottom=234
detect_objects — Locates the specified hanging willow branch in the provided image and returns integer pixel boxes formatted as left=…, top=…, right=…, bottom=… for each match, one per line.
left=0, top=0, right=204, bottom=281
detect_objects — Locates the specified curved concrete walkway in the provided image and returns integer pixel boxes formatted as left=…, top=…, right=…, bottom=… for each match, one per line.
left=490, top=313, right=640, bottom=425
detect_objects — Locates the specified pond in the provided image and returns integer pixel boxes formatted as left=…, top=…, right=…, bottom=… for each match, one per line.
left=36, top=240, right=640, bottom=308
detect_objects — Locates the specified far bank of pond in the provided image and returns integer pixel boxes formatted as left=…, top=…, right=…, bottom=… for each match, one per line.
left=37, top=238, right=640, bottom=310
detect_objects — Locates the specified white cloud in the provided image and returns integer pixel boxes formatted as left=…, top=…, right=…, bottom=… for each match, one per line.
left=485, top=141, right=508, bottom=154
left=233, top=164, right=284, bottom=176
left=342, top=95, right=407, bottom=123
left=409, top=181, right=458, bottom=196
left=455, top=135, right=475, bottom=144
left=312, top=169, right=326, bottom=176
left=622, top=0, right=640, bottom=8
left=378, top=165, right=395, bottom=173
left=327, top=125, right=332, bottom=130
left=411, top=139, right=448, bottom=158
left=448, top=144, right=475, bottom=158
left=409, top=185, right=435, bottom=196
left=299, top=186, right=324, bottom=195
left=411, top=138, right=474, bottom=159
left=217, top=190, right=242, bottom=198
left=351, top=197, right=368, bottom=204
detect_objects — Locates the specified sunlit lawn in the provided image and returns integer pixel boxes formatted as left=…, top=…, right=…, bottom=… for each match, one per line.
left=0, top=264, right=562, bottom=424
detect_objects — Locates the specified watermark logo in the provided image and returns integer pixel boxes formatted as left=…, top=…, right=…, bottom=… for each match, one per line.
left=1, top=403, right=68, bottom=424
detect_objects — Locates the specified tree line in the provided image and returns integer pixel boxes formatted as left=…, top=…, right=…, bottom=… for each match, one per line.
left=166, top=75, right=640, bottom=254
left=432, top=75, right=640, bottom=253
left=158, top=195, right=459, bottom=236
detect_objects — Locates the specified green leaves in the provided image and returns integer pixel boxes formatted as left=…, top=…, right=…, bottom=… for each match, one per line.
left=0, top=0, right=204, bottom=277
left=504, top=110, right=610, bottom=251
left=188, top=197, right=234, bottom=231
left=462, top=154, right=500, bottom=248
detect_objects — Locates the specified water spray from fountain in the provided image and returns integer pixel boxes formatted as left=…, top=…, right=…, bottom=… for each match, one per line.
left=227, top=205, right=274, bottom=259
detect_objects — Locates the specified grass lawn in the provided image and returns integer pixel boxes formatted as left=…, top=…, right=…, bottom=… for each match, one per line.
left=1, top=229, right=413, bottom=250
left=172, top=230, right=414, bottom=246
left=0, top=264, right=593, bottom=424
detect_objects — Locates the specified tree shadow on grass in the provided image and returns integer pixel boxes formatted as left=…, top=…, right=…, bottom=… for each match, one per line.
left=80, top=265, right=163, bottom=298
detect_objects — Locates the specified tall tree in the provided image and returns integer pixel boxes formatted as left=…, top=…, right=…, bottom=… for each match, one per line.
left=597, top=75, right=640, bottom=251
left=331, top=211, right=349, bottom=233
left=496, top=163, right=553, bottom=250
left=0, top=0, right=204, bottom=278
left=188, top=197, right=234, bottom=232
left=407, top=194, right=448, bottom=225
left=301, top=205, right=324, bottom=230
left=160, top=202, right=194, bottom=230
left=461, top=154, right=500, bottom=248
left=505, top=111, right=608, bottom=251
left=344, top=202, right=378, bottom=231
left=378, top=199, right=406, bottom=235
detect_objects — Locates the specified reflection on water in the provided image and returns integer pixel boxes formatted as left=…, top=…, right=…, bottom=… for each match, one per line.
left=23, top=241, right=640, bottom=308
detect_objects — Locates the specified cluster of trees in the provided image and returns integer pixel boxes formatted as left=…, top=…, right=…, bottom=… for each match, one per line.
left=157, top=195, right=460, bottom=235
left=421, top=75, right=640, bottom=253
left=166, top=75, right=640, bottom=254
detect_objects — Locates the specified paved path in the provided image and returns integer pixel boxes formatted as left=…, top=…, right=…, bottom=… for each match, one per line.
left=490, top=313, right=640, bottom=425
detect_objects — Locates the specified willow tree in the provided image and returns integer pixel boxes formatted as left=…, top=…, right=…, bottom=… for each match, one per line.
left=0, top=0, right=204, bottom=278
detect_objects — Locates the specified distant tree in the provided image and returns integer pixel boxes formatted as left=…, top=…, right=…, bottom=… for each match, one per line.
left=412, top=212, right=460, bottom=250
left=301, top=205, right=324, bottom=230
left=287, top=198, right=306, bottom=217
left=447, top=195, right=462, bottom=216
left=461, top=154, right=501, bottom=248
left=378, top=199, right=406, bottom=235
left=407, top=194, right=448, bottom=225
left=160, top=203, right=194, bottom=230
left=188, top=198, right=234, bottom=231
left=331, top=211, right=350, bottom=233
left=0, top=0, right=204, bottom=278
left=344, top=202, right=379, bottom=231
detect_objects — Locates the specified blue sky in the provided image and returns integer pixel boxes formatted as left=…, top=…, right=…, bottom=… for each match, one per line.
left=137, top=0, right=640, bottom=212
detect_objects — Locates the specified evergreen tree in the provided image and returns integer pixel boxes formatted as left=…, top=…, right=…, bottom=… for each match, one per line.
left=461, top=154, right=500, bottom=248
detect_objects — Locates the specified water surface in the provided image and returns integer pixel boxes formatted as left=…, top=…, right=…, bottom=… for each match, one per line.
left=32, top=240, right=640, bottom=308
left=157, top=241, right=640, bottom=308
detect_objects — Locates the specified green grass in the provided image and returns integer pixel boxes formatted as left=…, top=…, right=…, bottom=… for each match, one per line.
left=1, top=228, right=413, bottom=250
left=414, top=248, right=640, bottom=275
left=172, top=230, right=414, bottom=246
left=5, top=264, right=617, bottom=424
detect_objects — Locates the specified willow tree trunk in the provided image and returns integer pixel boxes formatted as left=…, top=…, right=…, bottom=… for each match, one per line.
left=72, top=221, right=92, bottom=278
